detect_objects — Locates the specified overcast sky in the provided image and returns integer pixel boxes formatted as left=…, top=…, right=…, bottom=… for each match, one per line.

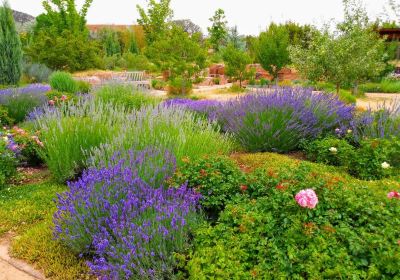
left=8, top=0, right=395, bottom=35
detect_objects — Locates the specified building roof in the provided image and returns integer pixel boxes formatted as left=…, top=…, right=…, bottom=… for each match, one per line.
left=378, top=28, right=400, bottom=40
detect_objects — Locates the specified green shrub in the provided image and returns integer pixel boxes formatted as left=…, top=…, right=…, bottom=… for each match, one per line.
left=22, top=62, right=53, bottom=83
left=95, top=84, right=159, bottom=110
left=76, top=80, right=91, bottom=94
left=302, top=137, right=355, bottom=167
left=0, top=105, right=13, bottom=126
left=360, top=79, right=400, bottom=93
left=123, top=53, right=156, bottom=71
left=34, top=99, right=126, bottom=182
left=89, top=105, right=234, bottom=169
left=259, top=78, right=269, bottom=86
left=151, top=79, right=166, bottom=90
left=0, top=139, right=18, bottom=188
left=187, top=158, right=400, bottom=279
left=348, top=138, right=399, bottom=180
left=49, top=71, right=78, bottom=94
left=11, top=126, right=44, bottom=167
left=229, top=84, right=246, bottom=93
left=338, top=89, right=357, bottom=104
left=0, top=85, right=48, bottom=123
left=45, top=90, right=76, bottom=103
left=168, top=77, right=193, bottom=95
left=173, top=156, right=246, bottom=217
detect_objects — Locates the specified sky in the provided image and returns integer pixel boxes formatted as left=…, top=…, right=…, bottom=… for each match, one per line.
left=8, top=0, right=395, bottom=35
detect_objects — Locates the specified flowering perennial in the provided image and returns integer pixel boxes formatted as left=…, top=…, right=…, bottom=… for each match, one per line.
left=295, top=189, right=319, bottom=209
left=212, top=87, right=354, bottom=152
left=54, top=148, right=201, bottom=279
left=387, top=191, right=400, bottom=199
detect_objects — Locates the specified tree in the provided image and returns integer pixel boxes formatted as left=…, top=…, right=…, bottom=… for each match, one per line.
left=208, top=9, right=228, bottom=52
left=99, top=28, right=121, bottom=56
left=282, top=21, right=314, bottom=49
left=290, top=0, right=385, bottom=94
left=146, top=24, right=207, bottom=92
left=26, top=0, right=100, bottom=71
left=257, top=23, right=290, bottom=83
left=0, top=0, right=22, bottom=85
left=173, top=19, right=202, bottom=37
left=226, top=26, right=246, bottom=50
left=222, top=44, right=252, bottom=87
left=137, top=0, right=173, bottom=45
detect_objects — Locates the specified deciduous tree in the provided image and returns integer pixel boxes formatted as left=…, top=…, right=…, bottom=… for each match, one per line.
left=137, top=0, right=173, bottom=45
left=208, top=9, right=228, bottom=52
left=257, top=23, right=290, bottom=83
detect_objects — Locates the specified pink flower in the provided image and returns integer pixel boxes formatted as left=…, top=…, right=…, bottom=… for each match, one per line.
left=48, top=100, right=55, bottom=106
left=61, top=95, right=68, bottom=101
left=387, top=191, right=400, bottom=199
left=295, top=189, right=318, bottom=209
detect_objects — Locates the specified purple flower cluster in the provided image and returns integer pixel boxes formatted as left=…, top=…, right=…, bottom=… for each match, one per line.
left=348, top=104, right=400, bottom=142
left=0, top=83, right=51, bottom=96
left=212, top=87, right=355, bottom=152
left=0, top=131, right=20, bottom=155
left=163, top=98, right=222, bottom=117
left=54, top=148, right=201, bottom=279
left=0, top=84, right=51, bottom=123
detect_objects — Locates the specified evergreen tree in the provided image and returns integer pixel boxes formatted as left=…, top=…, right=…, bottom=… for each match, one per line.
left=128, top=33, right=139, bottom=54
left=0, top=0, right=22, bottom=85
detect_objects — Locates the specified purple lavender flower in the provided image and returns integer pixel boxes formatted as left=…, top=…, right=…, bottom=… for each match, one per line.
left=349, top=102, right=400, bottom=142
left=0, top=84, right=50, bottom=123
left=212, top=87, right=355, bottom=152
left=54, top=148, right=201, bottom=279
left=163, top=98, right=222, bottom=117
left=0, top=83, right=51, bottom=96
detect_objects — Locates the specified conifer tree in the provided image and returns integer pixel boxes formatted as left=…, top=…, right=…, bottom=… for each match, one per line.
left=0, top=0, right=22, bottom=85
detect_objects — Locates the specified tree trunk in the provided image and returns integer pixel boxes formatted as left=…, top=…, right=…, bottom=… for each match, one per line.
left=353, top=81, right=359, bottom=96
left=336, top=83, right=340, bottom=95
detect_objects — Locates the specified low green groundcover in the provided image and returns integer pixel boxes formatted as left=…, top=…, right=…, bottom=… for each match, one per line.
left=186, top=154, right=400, bottom=279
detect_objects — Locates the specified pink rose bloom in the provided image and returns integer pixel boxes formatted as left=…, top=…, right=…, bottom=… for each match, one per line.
left=295, top=189, right=318, bottom=209
left=61, top=95, right=68, bottom=101
left=48, top=100, right=55, bottom=106
left=387, top=191, right=400, bottom=199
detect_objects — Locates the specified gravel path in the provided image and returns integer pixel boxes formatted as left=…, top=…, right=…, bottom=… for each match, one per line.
left=356, top=93, right=400, bottom=110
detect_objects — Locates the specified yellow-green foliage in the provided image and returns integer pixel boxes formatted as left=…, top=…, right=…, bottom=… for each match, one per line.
left=11, top=222, right=91, bottom=280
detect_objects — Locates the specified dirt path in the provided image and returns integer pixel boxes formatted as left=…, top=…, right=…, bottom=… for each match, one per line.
left=0, top=234, right=45, bottom=280
left=356, top=93, right=400, bottom=110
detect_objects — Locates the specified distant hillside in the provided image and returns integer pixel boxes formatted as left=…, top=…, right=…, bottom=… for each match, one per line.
left=12, top=10, right=35, bottom=32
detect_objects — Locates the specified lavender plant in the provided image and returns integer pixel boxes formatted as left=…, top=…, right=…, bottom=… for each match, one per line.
left=54, top=148, right=201, bottom=279
left=213, top=87, right=354, bottom=152
left=349, top=102, right=400, bottom=142
left=163, top=98, right=222, bottom=118
left=89, top=104, right=233, bottom=168
left=0, top=84, right=50, bottom=123
left=34, top=98, right=127, bottom=182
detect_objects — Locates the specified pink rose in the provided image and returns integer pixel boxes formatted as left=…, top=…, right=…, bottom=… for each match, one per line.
left=387, top=191, right=400, bottom=199
left=48, top=100, right=55, bottom=106
left=61, top=95, right=68, bottom=101
left=295, top=189, right=318, bottom=209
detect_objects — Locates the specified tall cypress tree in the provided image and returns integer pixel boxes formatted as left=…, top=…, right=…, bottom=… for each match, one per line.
left=0, top=1, right=22, bottom=85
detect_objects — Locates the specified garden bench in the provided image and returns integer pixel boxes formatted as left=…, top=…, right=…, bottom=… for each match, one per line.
left=110, top=71, right=151, bottom=91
